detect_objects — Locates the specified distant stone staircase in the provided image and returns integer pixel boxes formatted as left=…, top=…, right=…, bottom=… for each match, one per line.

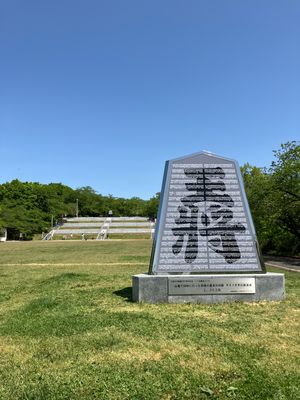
left=43, top=217, right=155, bottom=240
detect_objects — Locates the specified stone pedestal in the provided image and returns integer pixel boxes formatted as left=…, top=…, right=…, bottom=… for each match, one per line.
left=132, top=273, right=285, bottom=304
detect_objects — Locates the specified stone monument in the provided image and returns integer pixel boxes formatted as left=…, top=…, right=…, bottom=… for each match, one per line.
left=132, top=151, right=285, bottom=303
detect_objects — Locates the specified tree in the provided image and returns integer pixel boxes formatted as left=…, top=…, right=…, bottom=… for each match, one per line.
left=241, top=141, right=300, bottom=255
left=144, top=193, right=160, bottom=220
left=268, top=141, right=300, bottom=253
left=240, top=164, right=273, bottom=252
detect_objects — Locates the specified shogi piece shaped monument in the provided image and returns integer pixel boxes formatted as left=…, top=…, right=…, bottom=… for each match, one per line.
left=132, top=151, right=285, bottom=303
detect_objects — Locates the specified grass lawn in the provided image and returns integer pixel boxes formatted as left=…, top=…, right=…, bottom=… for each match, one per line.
left=0, top=240, right=299, bottom=400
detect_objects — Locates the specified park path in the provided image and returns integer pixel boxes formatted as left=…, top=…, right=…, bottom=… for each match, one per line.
left=264, top=255, right=300, bottom=273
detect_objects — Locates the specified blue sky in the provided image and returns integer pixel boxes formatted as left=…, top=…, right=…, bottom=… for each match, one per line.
left=1, top=0, right=299, bottom=199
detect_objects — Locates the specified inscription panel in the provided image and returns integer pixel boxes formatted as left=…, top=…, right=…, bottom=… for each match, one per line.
left=168, top=276, right=256, bottom=295
left=150, top=152, right=264, bottom=274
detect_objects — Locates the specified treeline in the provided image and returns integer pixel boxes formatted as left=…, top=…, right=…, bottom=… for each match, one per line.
left=0, top=141, right=299, bottom=256
left=241, top=141, right=299, bottom=256
left=0, top=181, right=159, bottom=240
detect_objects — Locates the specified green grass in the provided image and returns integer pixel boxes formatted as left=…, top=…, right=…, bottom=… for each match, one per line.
left=0, top=241, right=299, bottom=400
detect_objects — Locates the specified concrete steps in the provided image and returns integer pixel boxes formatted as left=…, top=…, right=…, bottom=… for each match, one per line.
left=43, top=217, right=155, bottom=240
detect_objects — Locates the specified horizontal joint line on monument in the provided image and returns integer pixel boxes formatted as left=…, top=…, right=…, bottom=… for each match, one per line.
left=172, top=164, right=235, bottom=168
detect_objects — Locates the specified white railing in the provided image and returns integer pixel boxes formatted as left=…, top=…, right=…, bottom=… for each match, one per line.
left=96, top=217, right=111, bottom=240
left=42, top=229, right=55, bottom=240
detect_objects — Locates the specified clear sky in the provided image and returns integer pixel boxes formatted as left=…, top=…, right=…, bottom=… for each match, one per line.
left=1, top=0, right=299, bottom=199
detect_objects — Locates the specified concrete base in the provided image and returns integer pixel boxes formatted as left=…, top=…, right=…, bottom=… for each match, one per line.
left=132, top=273, right=285, bottom=304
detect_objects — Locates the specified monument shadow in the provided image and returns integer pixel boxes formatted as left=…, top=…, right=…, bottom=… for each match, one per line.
left=113, top=287, right=133, bottom=302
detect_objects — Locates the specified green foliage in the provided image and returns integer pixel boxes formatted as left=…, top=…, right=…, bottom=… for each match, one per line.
left=241, top=141, right=300, bottom=255
left=269, top=142, right=300, bottom=242
left=144, top=192, right=160, bottom=220
left=0, top=180, right=159, bottom=239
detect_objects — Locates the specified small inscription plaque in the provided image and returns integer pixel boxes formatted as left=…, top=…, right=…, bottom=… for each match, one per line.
left=168, top=276, right=256, bottom=295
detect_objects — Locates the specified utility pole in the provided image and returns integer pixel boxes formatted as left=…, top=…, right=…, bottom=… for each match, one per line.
left=51, top=215, right=54, bottom=228
left=76, top=199, right=79, bottom=218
